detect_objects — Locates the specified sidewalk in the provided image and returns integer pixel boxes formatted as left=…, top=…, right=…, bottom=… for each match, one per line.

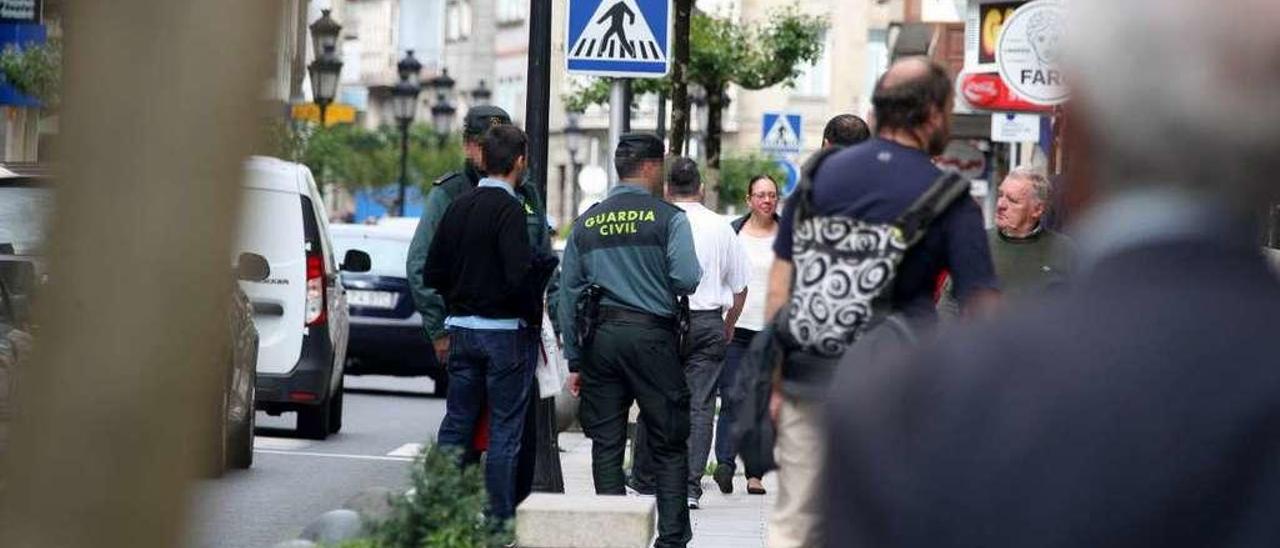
left=558, top=431, right=776, bottom=548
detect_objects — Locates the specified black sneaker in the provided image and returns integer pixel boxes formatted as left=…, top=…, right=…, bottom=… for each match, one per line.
left=626, top=477, right=656, bottom=497
left=713, top=462, right=734, bottom=494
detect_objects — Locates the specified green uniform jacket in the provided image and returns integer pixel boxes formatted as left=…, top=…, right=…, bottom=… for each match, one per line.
left=557, top=184, right=702, bottom=369
left=406, top=165, right=557, bottom=340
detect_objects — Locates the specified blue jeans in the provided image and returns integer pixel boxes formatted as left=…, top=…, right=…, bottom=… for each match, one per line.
left=436, top=327, right=536, bottom=520
left=714, top=328, right=768, bottom=479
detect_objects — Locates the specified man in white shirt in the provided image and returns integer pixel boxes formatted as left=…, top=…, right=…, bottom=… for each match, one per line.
left=628, top=157, right=750, bottom=509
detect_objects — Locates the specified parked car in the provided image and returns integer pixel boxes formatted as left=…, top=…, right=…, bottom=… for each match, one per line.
left=217, top=253, right=269, bottom=471
left=330, top=223, right=444, bottom=393
left=236, top=157, right=369, bottom=439
left=0, top=168, right=266, bottom=472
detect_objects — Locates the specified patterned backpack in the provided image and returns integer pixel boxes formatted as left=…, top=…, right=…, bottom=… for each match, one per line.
left=777, top=148, right=971, bottom=358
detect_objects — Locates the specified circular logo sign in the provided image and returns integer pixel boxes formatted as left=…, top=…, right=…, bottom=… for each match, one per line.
left=996, top=0, right=1068, bottom=106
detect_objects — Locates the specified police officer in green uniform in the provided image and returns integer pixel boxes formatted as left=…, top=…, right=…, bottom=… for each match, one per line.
left=405, top=105, right=554, bottom=500
left=560, top=134, right=702, bottom=547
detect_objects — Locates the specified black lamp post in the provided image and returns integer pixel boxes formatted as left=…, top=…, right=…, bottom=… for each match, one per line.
left=308, top=10, right=343, bottom=125
left=470, top=80, right=492, bottom=108
left=427, top=69, right=458, bottom=147
left=392, top=50, right=423, bottom=217
left=564, top=111, right=583, bottom=220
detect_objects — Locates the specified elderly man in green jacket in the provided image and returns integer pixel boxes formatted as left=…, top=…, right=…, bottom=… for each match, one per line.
left=405, top=105, right=560, bottom=495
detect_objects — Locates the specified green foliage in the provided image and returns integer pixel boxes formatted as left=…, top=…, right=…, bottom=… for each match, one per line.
left=266, top=120, right=464, bottom=197
left=348, top=445, right=512, bottom=548
left=0, top=39, right=61, bottom=107
left=718, top=154, right=786, bottom=211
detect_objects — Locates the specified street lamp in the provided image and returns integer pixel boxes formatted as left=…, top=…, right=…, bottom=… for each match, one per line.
left=470, top=80, right=492, bottom=107
left=427, top=68, right=457, bottom=147
left=309, top=9, right=342, bottom=59
left=564, top=111, right=583, bottom=221
left=308, top=10, right=343, bottom=126
left=392, top=51, right=423, bottom=217
left=428, top=68, right=456, bottom=99
left=397, top=49, right=423, bottom=87
left=309, top=49, right=343, bottom=125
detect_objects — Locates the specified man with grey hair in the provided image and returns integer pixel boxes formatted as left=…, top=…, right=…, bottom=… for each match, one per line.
left=939, top=167, right=1072, bottom=314
left=826, top=0, right=1280, bottom=546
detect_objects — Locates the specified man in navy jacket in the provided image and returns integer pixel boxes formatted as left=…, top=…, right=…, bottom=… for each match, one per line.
left=825, top=1, right=1280, bottom=546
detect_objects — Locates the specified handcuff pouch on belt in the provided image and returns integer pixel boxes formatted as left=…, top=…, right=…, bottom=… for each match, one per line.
left=675, top=295, right=692, bottom=360
left=575, top=284, right=605, bottom=349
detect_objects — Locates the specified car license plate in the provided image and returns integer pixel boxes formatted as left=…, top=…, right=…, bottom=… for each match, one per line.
left=348, top=290, right=397, bottom=309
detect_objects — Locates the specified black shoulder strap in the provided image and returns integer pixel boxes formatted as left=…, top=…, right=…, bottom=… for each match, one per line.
left=792, top=147, right=845, bottom=222
left=731, top=214, right=749, bottom=234
left=895, top=172, right=971, bottom=246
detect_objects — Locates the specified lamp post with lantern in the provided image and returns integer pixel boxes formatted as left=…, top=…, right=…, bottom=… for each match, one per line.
left=308, top=9, right=343, bottom=126
left=392, top=50, right=423, bottom=217
left=428, top=69, right=457, bottom=148
left=470, top=80, right=492, bottom=108
left=564, top=111, right=584, bottom=223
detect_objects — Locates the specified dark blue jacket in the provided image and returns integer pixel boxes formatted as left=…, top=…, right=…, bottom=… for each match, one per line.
left=827, top=235, right=1280, bottom=548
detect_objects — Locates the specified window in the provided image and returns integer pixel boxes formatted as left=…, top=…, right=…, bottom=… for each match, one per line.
left=446, top=0, right=472, bottom=42
left=496, top=0, right=526, bottom=25
left=793, top=31, right=831, bottom=98
left=866, top=29, right=890, bottom=100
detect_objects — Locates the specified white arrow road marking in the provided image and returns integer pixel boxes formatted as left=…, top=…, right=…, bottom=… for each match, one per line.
left=253, top=449, right=415, bottom=462
left=253, top=436, right=314, bottom=451
left=387, top=443, right=425, bottom=458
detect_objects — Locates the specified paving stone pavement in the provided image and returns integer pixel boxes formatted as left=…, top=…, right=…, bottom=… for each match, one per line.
left=559, top=431, right=777, bottom=548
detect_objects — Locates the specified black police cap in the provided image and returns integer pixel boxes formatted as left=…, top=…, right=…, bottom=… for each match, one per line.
left=615, top=133, right=665, bottom=161
left=463, top=106, right=513, bottom=137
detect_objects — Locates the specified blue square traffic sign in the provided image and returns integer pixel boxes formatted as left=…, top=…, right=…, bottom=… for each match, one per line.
left=566, top=0, right=671, bottom=78
left=762, top=112, right=803, bottom=153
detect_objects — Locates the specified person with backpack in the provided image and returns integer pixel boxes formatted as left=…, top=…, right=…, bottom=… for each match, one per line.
left=761, top=57, right=999, bottom=548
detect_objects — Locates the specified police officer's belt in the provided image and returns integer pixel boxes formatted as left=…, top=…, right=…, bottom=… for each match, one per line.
left=598, top=306, right=676, bottom=331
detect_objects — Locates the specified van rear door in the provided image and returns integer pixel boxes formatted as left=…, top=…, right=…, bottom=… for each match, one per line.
left=236, top=183, right=306, bottom=375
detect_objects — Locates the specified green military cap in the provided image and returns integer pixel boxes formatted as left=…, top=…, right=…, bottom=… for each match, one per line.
left=615, top=133, right=665, bottom=161
left=463, top=106, right=513, bottom=137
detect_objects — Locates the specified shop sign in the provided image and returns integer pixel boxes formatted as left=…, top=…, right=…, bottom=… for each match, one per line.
left=964, top=0, right=1028, bottom=71
left=956, top=71, right=1052, bottom=113
left=996, top=0, right=1069, bottom=106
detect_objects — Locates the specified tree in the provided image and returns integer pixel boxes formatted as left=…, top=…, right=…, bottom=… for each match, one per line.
left=0, top=39, right=62, bottom=108
left=266, top=120, right=463, bottom=213
left=563, top=9, right=826, bottom=196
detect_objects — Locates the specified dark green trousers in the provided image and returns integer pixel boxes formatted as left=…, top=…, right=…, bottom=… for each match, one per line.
left=579, top=320, right=692, bottom=547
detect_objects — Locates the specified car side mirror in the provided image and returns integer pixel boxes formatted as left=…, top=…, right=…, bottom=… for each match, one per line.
left=341, top=249, right=371, bottom=273
left=236, top=252, right=271, bottom=282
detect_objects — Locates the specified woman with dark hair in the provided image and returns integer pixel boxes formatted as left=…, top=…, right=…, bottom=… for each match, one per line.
left=713, top=174, right=780, bottom=495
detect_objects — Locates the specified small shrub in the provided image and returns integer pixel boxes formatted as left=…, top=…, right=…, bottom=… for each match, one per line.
left=351, top=445, right=512, bottom=548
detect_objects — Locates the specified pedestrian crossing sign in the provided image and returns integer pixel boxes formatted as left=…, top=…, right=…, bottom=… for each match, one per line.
left=566, top=0, right=671, bottom=78
left=761, top=112, right=803, bottom=153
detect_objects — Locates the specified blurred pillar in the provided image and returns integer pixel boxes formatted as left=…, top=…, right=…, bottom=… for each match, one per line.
left=0, top=1, right=276, bottom=547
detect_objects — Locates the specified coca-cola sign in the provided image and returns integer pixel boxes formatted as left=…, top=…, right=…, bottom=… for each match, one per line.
left=956, top=71, right=1052, bottom=113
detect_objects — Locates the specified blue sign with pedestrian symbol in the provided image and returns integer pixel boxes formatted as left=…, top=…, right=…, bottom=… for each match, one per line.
left=761, top=112, right=802, bottom=154
left=566, top=0, right=671, bottom=78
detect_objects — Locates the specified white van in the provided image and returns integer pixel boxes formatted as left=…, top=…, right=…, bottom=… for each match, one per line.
left=236, top=157, right=369, bottom=439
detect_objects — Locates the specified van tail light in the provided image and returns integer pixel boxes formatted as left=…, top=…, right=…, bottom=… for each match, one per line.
left=305, top=254, right=327, bottom=326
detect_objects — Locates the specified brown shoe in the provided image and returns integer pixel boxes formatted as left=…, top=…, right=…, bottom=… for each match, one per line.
left=746, top=477, right=766, bottom=495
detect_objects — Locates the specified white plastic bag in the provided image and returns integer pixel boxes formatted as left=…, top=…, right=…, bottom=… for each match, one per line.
left=536, top=313, right=569, bottom=399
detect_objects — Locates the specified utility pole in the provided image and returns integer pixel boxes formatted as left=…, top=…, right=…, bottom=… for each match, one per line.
left=607, top=79, right=630, bottom=188
left=523, top=0, right=564, bottom=494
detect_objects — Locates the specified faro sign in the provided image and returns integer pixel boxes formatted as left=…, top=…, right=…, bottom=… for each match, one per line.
left=996, top=0, right=1068, bottom=106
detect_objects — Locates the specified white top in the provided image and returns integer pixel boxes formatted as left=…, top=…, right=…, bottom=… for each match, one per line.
left=676, top=202, right=750, bottom=311
left=735, top=230, right=776, bottom=331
